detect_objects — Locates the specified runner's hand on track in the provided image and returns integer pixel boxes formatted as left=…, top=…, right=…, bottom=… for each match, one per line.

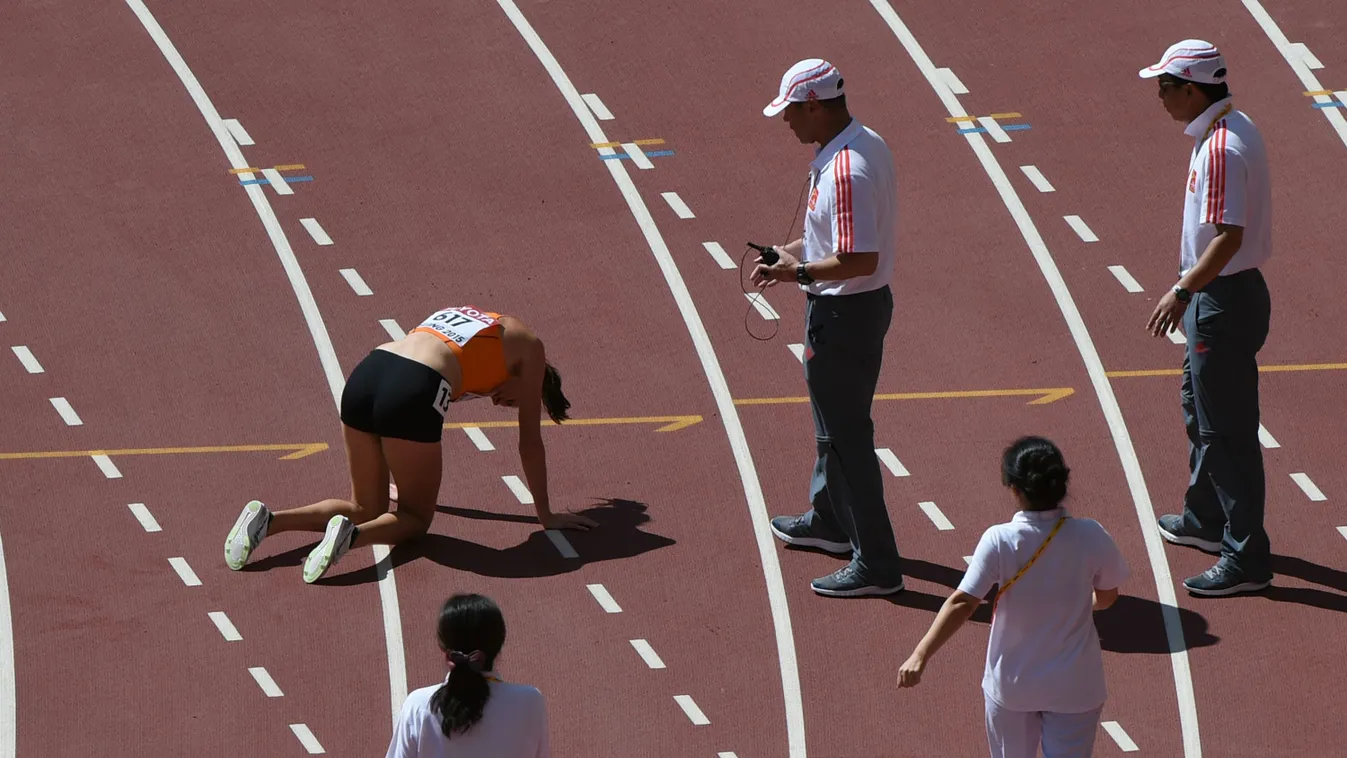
left=896, top=652, right=925, bottom=688
left=1147, top=289, right=1187, bottom=337
left=541, top=512, right=598, bottom=530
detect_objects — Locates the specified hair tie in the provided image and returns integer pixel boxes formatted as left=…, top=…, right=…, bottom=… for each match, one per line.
left=446, top=649, right=485, bottom=672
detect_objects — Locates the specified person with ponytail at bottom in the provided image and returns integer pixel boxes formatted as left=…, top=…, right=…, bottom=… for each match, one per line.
left=896, top=437, right=1131, bottom=758
left=387, top=594, right=550, bottom=758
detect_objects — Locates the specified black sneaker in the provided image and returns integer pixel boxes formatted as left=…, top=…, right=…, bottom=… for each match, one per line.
left=810, top=563, right=904, bottom=598
left=769, top=515, right=850, bottom=555
left=1183, top=564, right=1272, bottom=597
left=1157, top=514, right=1221, bottom=554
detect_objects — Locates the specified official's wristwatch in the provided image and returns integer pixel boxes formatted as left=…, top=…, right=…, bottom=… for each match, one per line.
left=796, top=263, right=814, bottom=285
left=1172, top=285, right=1191, bottom=303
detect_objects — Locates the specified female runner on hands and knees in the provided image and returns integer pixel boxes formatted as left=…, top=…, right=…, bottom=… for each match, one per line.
left=223, top=306, right=598, bottom=584
left=386, top=593, right=551, bottom=758
left=896, top=436, right=1130, bottom=758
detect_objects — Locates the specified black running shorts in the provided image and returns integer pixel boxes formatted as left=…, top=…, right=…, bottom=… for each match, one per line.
left=339, top=349, right=451, bottom=443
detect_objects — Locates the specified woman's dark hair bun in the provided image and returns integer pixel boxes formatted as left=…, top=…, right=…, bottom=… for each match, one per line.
left=1001, top=436, right=1071, bottom=510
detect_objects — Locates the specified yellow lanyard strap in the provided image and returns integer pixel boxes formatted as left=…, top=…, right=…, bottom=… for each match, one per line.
left=992, top=517, right=1067, bottom=614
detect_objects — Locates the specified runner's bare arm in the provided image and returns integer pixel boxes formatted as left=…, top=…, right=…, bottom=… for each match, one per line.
left=515, top=338, right=594, bottom=531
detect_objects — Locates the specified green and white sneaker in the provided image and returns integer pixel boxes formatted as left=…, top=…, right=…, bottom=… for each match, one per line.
left=303, top=515, right=356, bottom=584
left=225, top=500, right=272, bottom=570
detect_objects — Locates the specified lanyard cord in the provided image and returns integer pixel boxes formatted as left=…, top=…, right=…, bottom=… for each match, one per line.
left=991, top=516, right=1068, bottom=616
left=741, top=172, right=812, bottom=342
left=1200, top=103, right=1233, bottom=145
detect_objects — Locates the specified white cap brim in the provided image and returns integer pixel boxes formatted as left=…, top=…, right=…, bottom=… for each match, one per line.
left=1138, top=66, right=1164, bottom=79
left=762, top=100, right=789, bottom=117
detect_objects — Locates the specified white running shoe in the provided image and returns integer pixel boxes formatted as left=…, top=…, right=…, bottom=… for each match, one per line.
left=303, top=515, right=356, bottom=584
left=225, top=500, right=272, bottom=570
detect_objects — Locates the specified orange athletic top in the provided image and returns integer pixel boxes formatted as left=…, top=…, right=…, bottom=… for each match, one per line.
left=409, top=306, right=510, bottom=401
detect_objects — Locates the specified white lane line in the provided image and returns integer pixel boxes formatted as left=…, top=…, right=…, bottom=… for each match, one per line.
left=168, top=557, right=201, bottom=587
left=463, top=426, right=494, bottom=451
left=339, top=268, right=373, bottom=296
left=1287, top=42, right=1324, bottom=69
left=248, top=666, right=284, bottom=697
left=702, top=241, right=737, bottom=270
left=1108, top=265, right=1145, bottom=293
left=918, top=501, right=954, bottom=531
left=718, top=753, right=740, bottom=758
left=1167, top=328, right=1186, bottom=344
left=630, top=639, right=666, bottom=669
left=674, top=695, right=710, bottom=725
left=1290, top=473, right=1327, bottom=501
left=1064, top=215, right=1099, bottom=243
left=492, top=4, right=805, bottom=754
left=0, top=311, right=6, bottom=322
left=502, top=475, right=533, bottom=504
left=1337, top=526, right=1347, bottom=542
left=622, top=142, right=654, bottom=170
left=545, top=530, right=578, bottom=559
left=863, top=10, right=1200, bottom=754
left=127, top=503, right=162, bottom=532
left=661, top=191, right=695, bottom=219
left=788, top=343, right=805, bottom=362
left=50, top=397, right=82, bottom=426
left=744, top=292, right=780, bottom=320
left=1258, top=424, right=1279, bottom=449
left=1240, top=0, right=1347, bottom=150
left=208, top=611, right=242, bottom=641
left=92, top=455, right=122, bottom=479
left=586, top=583, right=622, bottom=613
left=222, top=118, right=253, bottom=146
left=1019, top=165, right=1055, bottom=193
left=123, top=0, right=408, bottom=723
left=10, top=346, right=43, bottom=373
left=977, top=116, right=1011, bottom=143
left=581, top=93, right=614, bottom=120
left=0, top=531, right=13, bottom=758
left=937, top=67, right=967, bottom=95
left=379, top=318, right=405, bottom=340
left=876, top=448, right=910, bottom=477
left=1102, top=721, right=1140, bottom=752
left=289, top=724, right=325, bottom=754
left=260, top=167, right=293, bottom=196
left=963, top=555, right=973, bottom=565
left=299, top=218, right=333, bottom=246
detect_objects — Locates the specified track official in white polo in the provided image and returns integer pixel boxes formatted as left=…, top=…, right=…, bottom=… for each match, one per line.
left=1140, top=40, right=1274, bottom=597
left=751, top=59, right=905, bottom=598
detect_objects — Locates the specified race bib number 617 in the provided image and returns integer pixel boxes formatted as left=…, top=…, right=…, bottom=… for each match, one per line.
left=419, top=306, right=497, bottom=348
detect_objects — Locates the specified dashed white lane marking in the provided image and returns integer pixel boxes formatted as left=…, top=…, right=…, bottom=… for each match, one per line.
left=702, top=242, right=737, bottom=270
left=977, top=116, right=1011, bottom=143
left=1240, top=0, right=1347, bottom=150
left=379, top=318, right=405, bottom=340
left=1290, top=473, right=1327, bottom=501
left=168, top=557, right=201, bottom=587
left=718, top=753, right=740, bottom=758
left=581, top=93, right=614, bottom=120
left=674, top=695, right=710, bottom=725
left=127, top=503, right=161, bottom=532
left=249, top=666, right=284, bottom=697
left=463, top=427, right=494, bottom=451
left=661, top=191, right=695, bottom=219
left=1064, top=215, right=1099, bottom=243
left=937, top=67, right=967, bottom=94
left=787, top=343, right=805, bottom=362
left=339, top=268, right=373, bottom=296
left=918, top=501, right=955, bottom=531
left=545, top=530, right=579, bottom=559
left=630, top=639, right=666, bottom=669
left=50, top=397, right=82, bottom=426
left=1167, top=328, right=1186, bottom=344
left=1287, top=42, right=1324, bottom=69
left=502, top=475, right=533, bottom=504
left=208, top=611, right=242, bottom=641
left=0, top=310, right=6, bottom=322
left=1102, top=720, right=1140, bottom=752
left=289, top=724, right=325, bottom=754
left=963, top=556, right=973, bottom=565
left=92, top=455, right=122, bottom=479
left=1108, top=265, right=1145, bottom=293
left=876, top=448, right=910, bottom=477
left=261, top=167, right=293, bottom=196
left=222, top=118, right=253, bottom=146
left=586, top=583, right=622, bottom=613
left=744, top=292, right=780, bottom=320
left=10, top=346, right=43, bottom=374
left=1258, top=424, right=1280, bottom=449
left=622, top=142, right=654, bottom=170
left=299, top=218, right=333, bottom=246
left=1336, top=526, right=1347, bottom=542
left=1019, top=165, right=1055, bottom=193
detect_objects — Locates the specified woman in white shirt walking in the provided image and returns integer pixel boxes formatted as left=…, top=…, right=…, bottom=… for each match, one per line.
left=897, top=436, right=1130, bottom=758
left=388, top=594, right=551, bottom=757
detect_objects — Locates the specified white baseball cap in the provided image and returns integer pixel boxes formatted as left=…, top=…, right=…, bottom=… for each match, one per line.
left=763, top=59, right=844, bottom=117
left=1138, top=39, right=1228, bottom=84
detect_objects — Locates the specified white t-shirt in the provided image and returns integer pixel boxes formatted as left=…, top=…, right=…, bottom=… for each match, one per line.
left=800, top=118, right=899, bottom=297
left=1180, top=96, right=1272, bottom=276
left=386, top=673, right=550, bottom=758
left=957, top=507, right=1130, bottom=713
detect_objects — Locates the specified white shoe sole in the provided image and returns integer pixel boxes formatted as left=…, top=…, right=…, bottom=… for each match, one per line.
left=811, top=580, right=905, bottom=598
left=1184, top=578, right=1272, bottom=597
left=303, top=516, right=353, bottom=584
left=1157, top=525, right=1221, bottom=554
left=224, top=501, right=267, bottom=570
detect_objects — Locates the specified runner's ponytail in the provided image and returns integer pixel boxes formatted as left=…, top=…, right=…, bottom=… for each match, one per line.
left=429, top=594, right=507, bottom=738
left=541, top=362, right=570, bottom=424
